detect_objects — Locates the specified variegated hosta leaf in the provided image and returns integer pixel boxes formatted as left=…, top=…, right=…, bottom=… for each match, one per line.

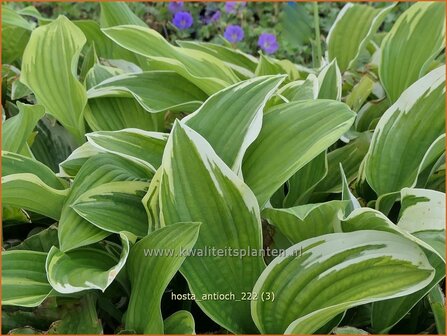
left=277, top=74, right=319, bottom=102
left=399, top=188, right=445, bottom=231
left=142, top=167, right=163, bottom=234
left=87, top=71, right=207, bottom=113
left=46, top=233, right=129, bottom=293
left=345, top=75, right=375, bottom=112
left=84, top=64, right=164, bottom=132
left=21, top=16, right=87, bottom=143
left=242, top=99, right=355, bottom=207
left=262, top=200, right=347, bottom=244
left=72, top=181, right=149, bottom=237
left=327, top=3, right=395, bottom=72
left=160, top=121, right=264, bottom=333
left=339, top=204, right=445, bottom=333
left=74, top=20, right=140, bottom=65
left=2, top=250, right=53, bottom=307
left=183, top=75, right=285, bottom=174
left=283, top=151, right=327, bottom=207
left=58, top=153, right=150, bottom=252
left=102, top=25, right=239, bottom=94
left=317, top=59, right=342, bottom=100
left=86, top=128, right=168, bottom=173
left=58, top=142, right=100, bottom=178
left=379, top=2, right=446, bottom=102
left=354, top=98, right=389, bottom=132
left=364, top=65, right=445, bottom=196
left=177, top=40, right=258, bottom=79
left=2, top=174, right=68, bottom=220
left=316, top=132, right=371, bottom=194
left=3, top=151, right=67, bottom=190
left=125, top=222, right=200, bottom=334
left=2, top=103, right=44, bottom=156
left=164, top=310, right=196, bottom=334
left=251, top=231, right=435, bottom=334
left=255, top=54, right=300, bottom=81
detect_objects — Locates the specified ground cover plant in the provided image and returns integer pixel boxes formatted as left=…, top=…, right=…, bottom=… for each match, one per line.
left=1, top=1, right=446, bottom=334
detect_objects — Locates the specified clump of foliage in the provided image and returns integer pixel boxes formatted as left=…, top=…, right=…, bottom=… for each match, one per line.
left=2, top=1, right=446, bottom=335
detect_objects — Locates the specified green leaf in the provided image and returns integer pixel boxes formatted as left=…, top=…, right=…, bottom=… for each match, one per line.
left=10, top=225, right=59, bottom=253
left=58, top=142, right=100, bottom=178
left=100, top=2, right=146, bottom=28
left=251, top=231, right=435, bottom=334
left=177, top=40, right=258, bottom=79
left=327, top=3, right=395, bottom=72
left=275, top=74, right=319, bottom=103
left=345, top=75, right=375, bottom=112
left=46, top=233, right=129, bottom=293
left=355, top=98, right=389, bottom=132
left=184, top=75, right=285, bottom=173
left=160, top=121, right=264, bottom=333
left=74, top=20, right=140, bottom=65
left=2, top=250, right=52, bottom=307
left=125, top=222, right=201, bottom=334
left=142, top=167, right=163, bottom=234
left=3, top=151, right=67, bottom=190
left=2, top=174, right=68, bottom=220
left=365, top=66, right=445, bottom=195
left=58, top=153, right=150, bottom=251
left=242, top=99, right=355, bottom=207
left=86, top=128, right=167, bottom=172
left=398, top=188, right=445, bottom=236
left=281, top=3, right=313, bottom=46
left=87, top=71, right=207, bottom=113
left=21, top=16, right=88, bottom=143
left=255, top=54, right=300, bottom=81
left=2, top=103, right=45, bottom=156
left=164, top=310, right=195, bottom=334
left=317, top=59, right=342, bottom=100
left=102, top=25, right=239, bottom=94
left=316, top=132, right=371, bottom=194
left=283, top=151, right=327, bottom=207
left=47, top=294, right=102, bottom=334
left=379, top=2, right=446, bottom=102
left=2, top=6, right=33, bottom=64
left=83, top=64, right=165, bottom=132
left=72, top=181, right=149, bottom=237
left=262, top=200, right=347, bottom=244
left=30, top=116, right=78, bottom=173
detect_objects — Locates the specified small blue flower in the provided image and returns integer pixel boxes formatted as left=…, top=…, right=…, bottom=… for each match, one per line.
left=172, top=11, right=193, bottom=30
left=168, top=2, right=184, bottom=13
left=224, top=25, right=244, bottom=43
left=258, top=33, right=279, bottom=54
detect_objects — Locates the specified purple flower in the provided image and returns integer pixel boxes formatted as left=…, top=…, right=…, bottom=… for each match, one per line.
left=224, top=25, right=244, bottom=43
left=168, top=2, right=184, bottom=13
left=224, top=2, right=246, bottom=14
left=258, top=33, right=279, bottom=54
left=209, top=10, right=221, bottom=23
left=172, top=11, right=193, bottom=30
left=203, top=10, right=221, bottom=24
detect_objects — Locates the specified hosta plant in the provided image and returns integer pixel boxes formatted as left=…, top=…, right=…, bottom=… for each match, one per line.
left=2, top=1, right=446, bottom=335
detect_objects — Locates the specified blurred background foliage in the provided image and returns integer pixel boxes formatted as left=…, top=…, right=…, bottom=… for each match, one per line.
left=5, top=1, right=411, bottom=67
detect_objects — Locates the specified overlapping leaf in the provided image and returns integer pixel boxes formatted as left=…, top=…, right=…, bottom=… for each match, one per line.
left=160, top=121, right=264, bottom=333
left=21, top=16, right=87, bottom=143
left=242, top=99, right=355, bottom=206
left=251, top=231, right=435, bottom=334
